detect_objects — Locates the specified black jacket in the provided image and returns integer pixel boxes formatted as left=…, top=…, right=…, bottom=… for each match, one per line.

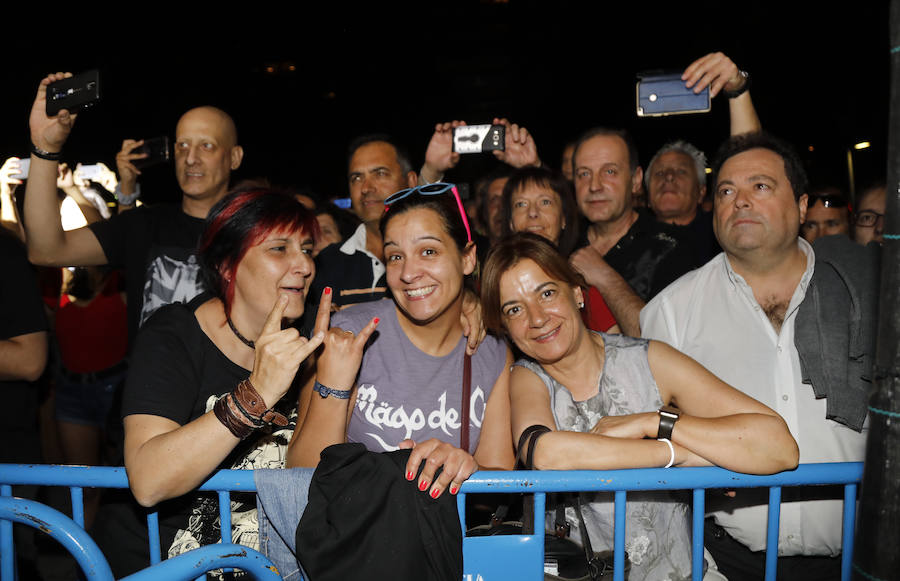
left=296, top=443, right=462, bottom=581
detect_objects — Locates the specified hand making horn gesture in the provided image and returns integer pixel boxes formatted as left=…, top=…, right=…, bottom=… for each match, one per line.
left=314, top=288, right=380, bottom=393
left=248, top=293, right=326, bottom=409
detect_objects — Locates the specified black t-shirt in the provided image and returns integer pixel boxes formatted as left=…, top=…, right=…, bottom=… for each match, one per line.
left=677, top=208, right=721, bottom=266
left=584, top=209, right=700, bottom=302
left=122, top=293, right=299, bottom=562
left=89, top=204, right=206, bottom=345
left=0, top=231, right=49, bottom=463
left=310, top=243, right=388, bottom=308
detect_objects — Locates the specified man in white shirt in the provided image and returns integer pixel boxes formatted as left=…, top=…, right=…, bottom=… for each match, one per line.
left=310, top=134, right=418, bottom=309
left=640, top=132, right=868, bottom=581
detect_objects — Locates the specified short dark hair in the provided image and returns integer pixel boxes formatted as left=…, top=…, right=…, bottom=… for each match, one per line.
left=199, top=188, right=319, bottom=315
left=481, top=232, right=585, bottom=334
left=317, top=203, right=362, bottom=241
left=499, top=166, right=581, bottom=256
left=475, top=165, right=517, bottom=234
left=857, top=179, right=887, bottom=207
left=347, top=134, right=414, bottom=176
left=379, top=186, right=471, bottom=255
left=712, top=132, right=808, bottom=201
left=572, top=127, right=641, bottom=174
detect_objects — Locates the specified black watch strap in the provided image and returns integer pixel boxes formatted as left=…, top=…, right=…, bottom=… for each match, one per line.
left=657, top=406, right=681, bottom=440
left=723, top=70, right=750, bottom=99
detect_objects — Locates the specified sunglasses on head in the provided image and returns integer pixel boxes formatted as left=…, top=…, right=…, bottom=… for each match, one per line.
left=384, top=182, right=473, bottom=243
left=809, top=195, right=849, bottom=209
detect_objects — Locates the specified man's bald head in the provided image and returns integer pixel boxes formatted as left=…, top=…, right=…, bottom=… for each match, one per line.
left=174, top=106, right=244, bottom=213
left=177, top=106, right=239, bottom=147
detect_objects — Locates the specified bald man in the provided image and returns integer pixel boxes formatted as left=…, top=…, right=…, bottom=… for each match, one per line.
left=25, top=74, right=244, bottom=342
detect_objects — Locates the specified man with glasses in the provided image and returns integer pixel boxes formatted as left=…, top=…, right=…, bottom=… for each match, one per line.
left=853, top=182, right=886, bottom=246
left=800, top=187, right=851, bottom=243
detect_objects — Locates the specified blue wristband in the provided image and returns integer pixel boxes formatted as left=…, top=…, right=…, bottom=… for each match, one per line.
left=313, top=381, right=352, bottom=400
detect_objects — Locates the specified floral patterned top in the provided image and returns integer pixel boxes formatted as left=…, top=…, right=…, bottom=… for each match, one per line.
left=515, top=332, right=693, bottom=581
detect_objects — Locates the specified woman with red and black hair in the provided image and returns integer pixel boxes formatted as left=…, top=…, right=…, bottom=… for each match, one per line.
left=122, top=187, right=340, bottom=562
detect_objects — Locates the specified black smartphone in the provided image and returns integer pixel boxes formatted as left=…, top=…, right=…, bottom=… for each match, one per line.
left=46, top=70, right=101, bottom=116
left=636, top=72, right=710, bottom=117
left=452, top=124, right=505, bottom=154
left=132, top=136, right=171, bottom=169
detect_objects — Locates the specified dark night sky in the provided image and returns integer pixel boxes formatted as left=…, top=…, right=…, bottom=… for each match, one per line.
left=5, top=2, right=891, bottom=204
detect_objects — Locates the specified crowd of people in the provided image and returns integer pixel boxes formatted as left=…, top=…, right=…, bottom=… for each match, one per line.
left=0, top=50, right=885, bottom=581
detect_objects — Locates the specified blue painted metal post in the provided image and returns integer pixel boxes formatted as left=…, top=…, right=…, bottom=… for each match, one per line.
left=764, top=486, right=782, bottom=580
left=70, top=486, right=85, bottom=528
left=842, top=484, right=856, bottom=581
left=692, top=488, right=705, bottom=581
left=534, top=492, right=547, bottom=581
left=613, top=490, right=626, bottom=581
left=147, top=511, right=161, bottom=564
left=1, top=484, right=13, bottom=581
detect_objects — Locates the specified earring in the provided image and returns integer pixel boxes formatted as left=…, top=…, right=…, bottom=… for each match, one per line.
left=578, top=301, right=584, bottom=309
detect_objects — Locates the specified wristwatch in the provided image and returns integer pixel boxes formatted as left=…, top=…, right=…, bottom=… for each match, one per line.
left=723, top=70, right=750, bottom=99
left=657, top=405, right=681, bottom=440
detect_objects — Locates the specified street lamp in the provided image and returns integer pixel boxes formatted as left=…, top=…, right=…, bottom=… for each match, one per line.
left=847, top=141, right=872, bottom=202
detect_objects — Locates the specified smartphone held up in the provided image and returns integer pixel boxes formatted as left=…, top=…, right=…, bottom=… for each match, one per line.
left=636, top=72, right=710, bottom=117
left=452, top=124, right=505, bottom=154
left=46, top=70, right=101, bottom=116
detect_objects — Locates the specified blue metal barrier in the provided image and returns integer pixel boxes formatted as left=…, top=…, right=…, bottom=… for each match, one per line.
left=0, top=462, right=863, bottom=581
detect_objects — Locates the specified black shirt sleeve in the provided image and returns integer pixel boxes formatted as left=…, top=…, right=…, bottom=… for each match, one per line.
left=88, top=206, right=154, bottom=268
left=121, top=302, right=200, bottom=424
left=0, top=233, right=49, bottom=339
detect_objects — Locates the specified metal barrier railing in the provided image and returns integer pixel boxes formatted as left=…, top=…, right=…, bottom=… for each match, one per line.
left=0, top=462, right=863, bottom=581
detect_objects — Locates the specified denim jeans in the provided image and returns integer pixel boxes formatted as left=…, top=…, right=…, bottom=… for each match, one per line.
left=255, top=468, right=315, bottom=581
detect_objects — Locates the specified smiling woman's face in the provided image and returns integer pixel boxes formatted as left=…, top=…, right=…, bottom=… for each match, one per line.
left=499, top=258, right=584, bottom=364
left=384, top=207, right=475, bottom=326
left=508, top=183, right=566, bottom=244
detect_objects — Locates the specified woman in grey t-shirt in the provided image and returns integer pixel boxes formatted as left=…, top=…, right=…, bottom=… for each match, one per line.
left=289, top=184, right=514, bottom=500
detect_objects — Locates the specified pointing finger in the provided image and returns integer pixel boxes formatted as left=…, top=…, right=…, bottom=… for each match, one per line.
left=262, top=294, right=289, bottom=336
left=313, top=287, right=333, bottom=336
left=353, top=316, right=380, bottom=349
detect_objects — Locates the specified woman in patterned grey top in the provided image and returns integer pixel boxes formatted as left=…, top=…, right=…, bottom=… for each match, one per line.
left=481, top=233, right=799, bottom=581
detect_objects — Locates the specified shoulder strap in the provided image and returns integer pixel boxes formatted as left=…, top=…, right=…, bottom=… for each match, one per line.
left=460, top=353, right=471, bottom=453
left=515, top=424, right=552, bottom=469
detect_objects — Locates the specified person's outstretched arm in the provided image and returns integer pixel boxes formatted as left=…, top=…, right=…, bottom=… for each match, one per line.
left=24, top=73, right=106, bottom=267
left=682, top=52, right=761, bottom=136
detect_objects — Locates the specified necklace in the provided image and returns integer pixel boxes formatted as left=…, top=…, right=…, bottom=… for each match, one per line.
left=226, top=316, right=256, bottom=349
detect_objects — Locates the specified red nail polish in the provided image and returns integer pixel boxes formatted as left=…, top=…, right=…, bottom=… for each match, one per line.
left=418, top=480, right=429, bottom=491
left=449, top=486, right=458, bottom=495
left=430, top=488, right=440, bottom=499
left=373, top=317, right=380, bottom=325
left=324, top=287, right=332, bottom=295
left=406, top=471, right=414, bottom=481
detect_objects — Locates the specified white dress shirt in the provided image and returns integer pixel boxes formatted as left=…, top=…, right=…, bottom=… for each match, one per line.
left=640, top=239, right=867, bottom=556
left=340, top=223, right=386, bottom=289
